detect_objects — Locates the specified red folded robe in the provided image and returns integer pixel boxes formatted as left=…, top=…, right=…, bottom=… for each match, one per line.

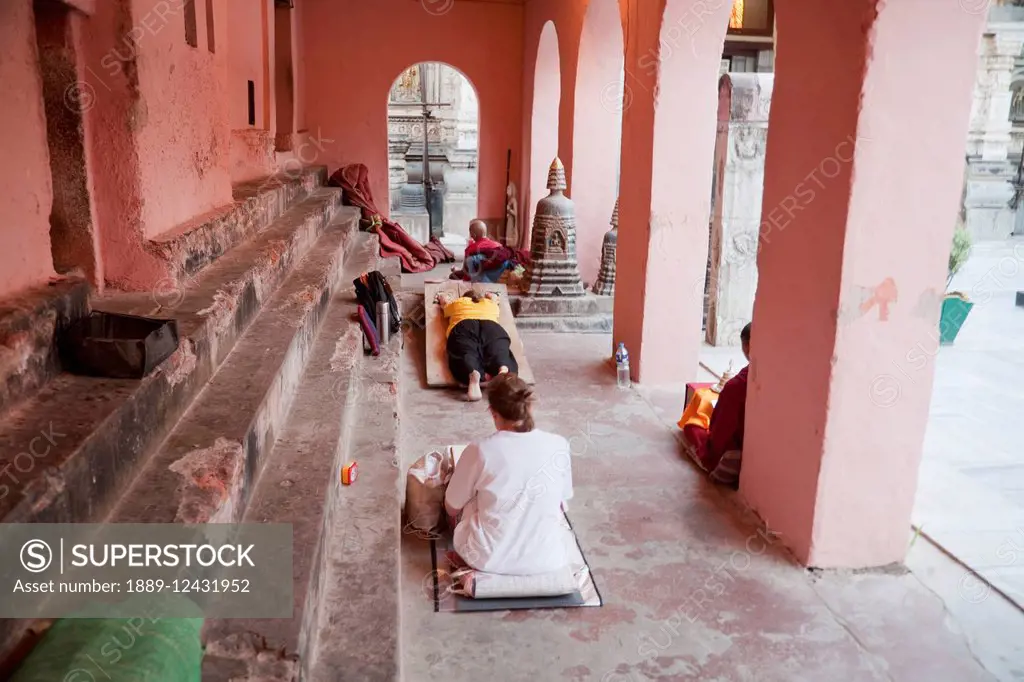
left=329, top=164, right=448, bottom=273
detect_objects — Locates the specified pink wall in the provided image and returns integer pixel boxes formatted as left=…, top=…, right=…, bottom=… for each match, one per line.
left=292, top=0, right=306, bottom=134
left=300, top=0, right=524, bottom=223
left=132, top=0, right=231, bottom=239
left=226, top=0, right=276, bottom=182
left=528, top=20, right=562, bottom=244
left=519, top=0, right=628, bottom=251
left=741, top=0, right=986, bottom=567
left=0, top=0, right=57, bottom=297
left=227, top=0, right=266, bottom=129
left=570, top=0, right=624, bottom=283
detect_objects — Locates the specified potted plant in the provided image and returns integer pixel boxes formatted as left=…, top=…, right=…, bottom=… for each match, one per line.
left=939, top=224, right=973, bottom=345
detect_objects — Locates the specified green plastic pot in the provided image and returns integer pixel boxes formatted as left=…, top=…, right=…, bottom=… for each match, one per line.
left=939, top=295, right=973, bottom=345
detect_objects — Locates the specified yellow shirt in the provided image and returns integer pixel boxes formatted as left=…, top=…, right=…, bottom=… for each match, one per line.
left=444, top=297, right=500, bottom=337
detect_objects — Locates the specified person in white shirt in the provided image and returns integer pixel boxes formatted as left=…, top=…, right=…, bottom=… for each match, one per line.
left=444, top=373, right=574, bottom=576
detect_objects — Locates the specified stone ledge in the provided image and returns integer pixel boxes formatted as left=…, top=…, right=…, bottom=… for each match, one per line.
left=0, top=203, right=357, bottom=670
left=107, top=222, right=368, bottom=526
left=511, top=293, right=614, bottom=317
left=306, top=343, right=401, bottom=681
left=201, top=240, right=399, bottom=681
left=146, top=166, right=327, bottom=286
left=0, top=277, right=90, bottom=416
left=0, top=195, right=352, bottom=526
left=515, top=314, right=613, bottom=333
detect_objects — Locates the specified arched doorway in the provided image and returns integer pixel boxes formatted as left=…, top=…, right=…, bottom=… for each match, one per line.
left=571, top=0, right=625, bottom=285
left=526, top=20, right=562, bottom=249
left=387, top=62, right=480, bottom=247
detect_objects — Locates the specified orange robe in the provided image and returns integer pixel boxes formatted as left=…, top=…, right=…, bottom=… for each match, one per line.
left=680, top=366, right=748, bottom=476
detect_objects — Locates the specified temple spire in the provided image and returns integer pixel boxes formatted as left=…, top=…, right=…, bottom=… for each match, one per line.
left=547, top=157, right=567, bottom=192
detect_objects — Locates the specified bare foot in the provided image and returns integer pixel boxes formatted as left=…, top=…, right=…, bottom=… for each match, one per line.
left=467, top=371, right=483, bottom=401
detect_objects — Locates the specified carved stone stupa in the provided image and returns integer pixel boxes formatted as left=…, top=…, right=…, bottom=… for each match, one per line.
left=591, top=198, right=619, bottom=296
left=523, top=158, right=585, bottom=297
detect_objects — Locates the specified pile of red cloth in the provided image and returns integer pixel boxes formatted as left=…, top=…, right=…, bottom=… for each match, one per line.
left=328, top=164, right=455, bottom=273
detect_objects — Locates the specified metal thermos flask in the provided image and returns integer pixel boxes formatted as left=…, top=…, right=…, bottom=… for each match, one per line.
left=376, top=301, right=390, bottom=345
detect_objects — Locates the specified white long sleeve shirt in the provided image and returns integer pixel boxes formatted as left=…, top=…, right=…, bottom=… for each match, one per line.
left=445, top=430, right=574, bottom=575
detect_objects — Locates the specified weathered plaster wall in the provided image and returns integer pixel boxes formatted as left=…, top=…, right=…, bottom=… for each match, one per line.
left=300, top=0, right=524, bottom=222
left=226, top=0, right=275, bottom=182
left=132, top=0, right=232, bottom=239
left=227, top=0, right=265, bottom=129
left=0, top=0, right=57, bottom=298
left=36, top=4, right=104, bottom=287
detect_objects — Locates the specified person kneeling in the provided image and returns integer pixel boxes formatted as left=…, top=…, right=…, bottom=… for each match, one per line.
left=444, top=374, right=573, bottom=583
left=437, top=290, right=519, bottom=401
left=679, top=323, right=750, bottom=488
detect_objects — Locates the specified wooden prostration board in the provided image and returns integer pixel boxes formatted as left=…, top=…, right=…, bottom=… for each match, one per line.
left=425, top=281, right=535, bottom=387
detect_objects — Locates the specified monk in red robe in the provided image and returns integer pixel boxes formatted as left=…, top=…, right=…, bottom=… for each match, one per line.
left=463, top=220, right=502, bottom=257
left=680, top=323, right=750, bottom=487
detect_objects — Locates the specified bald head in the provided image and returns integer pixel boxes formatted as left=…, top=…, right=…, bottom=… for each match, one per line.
left=469, top=220, right=487, bottom=241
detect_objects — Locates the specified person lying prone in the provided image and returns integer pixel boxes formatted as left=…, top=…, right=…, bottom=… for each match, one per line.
left=436, top=289, right=519, bottom=401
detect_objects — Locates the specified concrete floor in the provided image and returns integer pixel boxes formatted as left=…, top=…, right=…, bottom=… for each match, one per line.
left=913, top=238, right=1024, bottom=610
left=397, top=325, right=1024, bottom=681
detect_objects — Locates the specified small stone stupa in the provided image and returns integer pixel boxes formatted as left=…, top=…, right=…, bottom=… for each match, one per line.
left=591, top=198, right=619, bottom=296
left=523, top=158, right=585, bottom=297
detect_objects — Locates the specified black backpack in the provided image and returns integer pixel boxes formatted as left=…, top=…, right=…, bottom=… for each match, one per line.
left=353, top=271, right=400, bottom=336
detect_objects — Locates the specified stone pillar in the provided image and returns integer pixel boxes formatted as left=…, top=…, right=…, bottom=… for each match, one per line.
left=614, top=0, right=734, bottom=382
left=273, top=2, right=296, bottom=151
left=444, top=67, right=479, bottom=239
left=963, top=24, right=1024, bottom=240
left=706, top=73, right=772, bottom=346
left=741, top=0, right=986, bottom=568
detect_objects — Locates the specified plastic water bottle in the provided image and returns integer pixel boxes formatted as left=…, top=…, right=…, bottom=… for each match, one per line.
left=615, top=342, right=631, bottom=389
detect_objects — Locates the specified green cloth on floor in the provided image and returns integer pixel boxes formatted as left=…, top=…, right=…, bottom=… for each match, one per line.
left=11, top=617, right=203, bottom=682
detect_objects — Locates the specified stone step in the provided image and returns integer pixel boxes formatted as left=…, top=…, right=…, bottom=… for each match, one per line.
left=305, top=351, right=400, bottom=682
left=107, top=219, right=367, bottom=526
left=513, top=315, right=613, bottom=333
left=509, top=293, right=614, bottom=332
left=148, top=166, right=327, bottom=288
left=0, top=190, right=349, bottom=527
left=0, top=277, right=90, bottom=416
left=0, top=168, right=326, bottom=422
left=199, top=252, right=403, bottom=682
left=0, top=193, right=351, bottom=670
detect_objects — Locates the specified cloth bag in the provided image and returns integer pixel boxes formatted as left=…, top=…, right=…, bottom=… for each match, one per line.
left=405, top=450, right=454, bottom=534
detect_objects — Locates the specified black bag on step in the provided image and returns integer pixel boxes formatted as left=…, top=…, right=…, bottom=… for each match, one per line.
left=353, top=270, right=400, bottom=336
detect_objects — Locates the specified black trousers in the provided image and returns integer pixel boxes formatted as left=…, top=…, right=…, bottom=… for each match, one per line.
left=446, top=319, right=518, bottom=384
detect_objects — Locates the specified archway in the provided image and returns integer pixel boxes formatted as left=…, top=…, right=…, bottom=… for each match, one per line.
left=571, top=0, right=625, bottom=285
left=387, top=62, right=480, bottom=247
left=526, top=20, right=562, bottom=250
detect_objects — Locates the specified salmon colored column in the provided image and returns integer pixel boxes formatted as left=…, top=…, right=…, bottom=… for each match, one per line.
left=614, top=0, right=732, bottom=382
left=570, top=0, right=624, bottom=285
left=525, top=20, right=562, bottom=248
left=741, top=0, right=986, bottom=567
